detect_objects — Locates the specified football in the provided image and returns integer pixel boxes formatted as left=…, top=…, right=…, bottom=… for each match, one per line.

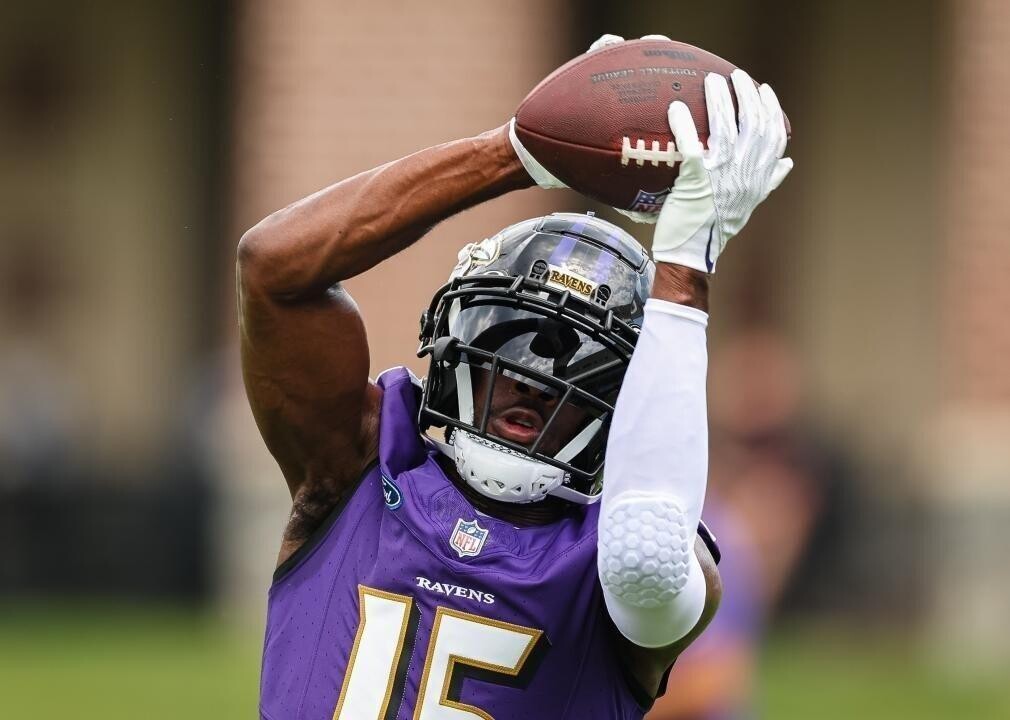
left=514, top=38, right=786, bottom=214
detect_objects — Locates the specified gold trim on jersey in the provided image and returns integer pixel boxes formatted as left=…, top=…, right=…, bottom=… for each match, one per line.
left=332, top=584, right=414, bottom=720
left=413, top=605, right=543, bottom=720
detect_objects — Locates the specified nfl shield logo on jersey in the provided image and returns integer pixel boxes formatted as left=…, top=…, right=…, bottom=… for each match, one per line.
left=381, top=474, right=402, bottom=510
left=450, top=518, right=489, bottom=558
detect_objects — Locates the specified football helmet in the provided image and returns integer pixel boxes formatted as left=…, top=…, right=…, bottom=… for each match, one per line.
left=417, top=213, right=654, bottom=504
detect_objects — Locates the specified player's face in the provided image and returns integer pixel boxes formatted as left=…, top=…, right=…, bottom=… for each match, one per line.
left=471, top=369, right=589, bottom=455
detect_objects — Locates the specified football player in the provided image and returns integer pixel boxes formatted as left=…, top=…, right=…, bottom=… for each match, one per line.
left=240, top=35, right=791, bottom=720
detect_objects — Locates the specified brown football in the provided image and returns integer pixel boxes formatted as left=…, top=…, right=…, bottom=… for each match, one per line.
left=515, top=38, right=787, bottom=214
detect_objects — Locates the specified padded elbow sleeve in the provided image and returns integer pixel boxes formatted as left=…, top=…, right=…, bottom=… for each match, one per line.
left=597, top=299, right=710, bottom=647
left=598, top=491, right=706, bottom=647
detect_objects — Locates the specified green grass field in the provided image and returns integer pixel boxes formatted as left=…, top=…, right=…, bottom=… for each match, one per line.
left=759, top=628, right=1010, bottom=720
left=1, top=605, right=1008, bottom=719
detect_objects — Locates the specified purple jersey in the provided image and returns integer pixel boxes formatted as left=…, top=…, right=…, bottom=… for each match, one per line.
left=260, top=367, right=650, bottom=719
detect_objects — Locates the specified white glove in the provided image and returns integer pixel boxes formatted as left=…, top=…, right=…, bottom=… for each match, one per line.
left=589, top=33, right=671, bottom=50
left=652, top=69, right=793, bottom=272
left=508, top=117, right=567, bottom=190
left=588, top=33, right=626, bottom=50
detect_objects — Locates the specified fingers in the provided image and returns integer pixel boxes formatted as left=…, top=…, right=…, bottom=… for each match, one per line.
left=758, top=83, right=788, bottom=160
left=731, top=69, right=765, bottom=150
left=589, top=33, right=670, bottom=51
left=668, top=101, right=703, bottom=158
left=589, top=34, right=624, bottom=51
left=668, top=101, right=710, bottom=195
left=704, top=73, right=737, bottom=159
left=589, top=33, right=672, bottom=52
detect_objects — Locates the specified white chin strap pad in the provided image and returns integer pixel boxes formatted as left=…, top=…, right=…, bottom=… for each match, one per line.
left=598, top=491, right=706, bottom=647
left=452, top=430, right=568, bottom=504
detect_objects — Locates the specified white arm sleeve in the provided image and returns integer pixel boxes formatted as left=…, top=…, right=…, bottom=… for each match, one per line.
left=598, top=298, right=710, bottom=648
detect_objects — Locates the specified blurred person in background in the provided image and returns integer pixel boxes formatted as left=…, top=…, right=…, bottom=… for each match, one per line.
left=648, top=329, right=830, bottom=720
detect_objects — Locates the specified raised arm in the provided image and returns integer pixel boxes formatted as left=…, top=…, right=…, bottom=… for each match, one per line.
left=236, top=124, right=532, bottom=552
left=600, top=70, right=792, bottom=696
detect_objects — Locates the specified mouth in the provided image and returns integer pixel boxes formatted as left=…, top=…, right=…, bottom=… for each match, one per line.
left=490, top=406, right=545, bottom=446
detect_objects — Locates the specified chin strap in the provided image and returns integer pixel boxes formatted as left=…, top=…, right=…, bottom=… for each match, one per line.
left=426, top=428, right=603, bottom=506
left=447, top=430, right=569, bottom=504
left=428, top=433, right=456, bottom=459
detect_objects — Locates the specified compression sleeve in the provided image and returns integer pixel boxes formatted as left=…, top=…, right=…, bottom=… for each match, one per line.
left=598, top=298, right=710, bottom=648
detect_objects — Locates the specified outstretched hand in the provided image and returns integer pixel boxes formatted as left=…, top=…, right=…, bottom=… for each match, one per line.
left=508, top=33, right=793, bottom=261
left=652, top=69, right=793, bottom=273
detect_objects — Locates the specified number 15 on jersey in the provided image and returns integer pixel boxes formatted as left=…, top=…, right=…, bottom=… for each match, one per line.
left=334, top=585, right=547, bottom=720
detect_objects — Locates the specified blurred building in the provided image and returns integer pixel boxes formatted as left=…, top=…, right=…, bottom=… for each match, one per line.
left=0, top=1, right=227, bottom=599
left=2, top=0, right=1009, bottom=674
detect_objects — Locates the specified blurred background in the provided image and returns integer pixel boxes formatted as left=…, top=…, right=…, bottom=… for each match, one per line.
left=2, top=0, right=1008, bottom=718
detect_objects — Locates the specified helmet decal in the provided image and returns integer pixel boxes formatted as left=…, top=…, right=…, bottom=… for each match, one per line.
left=449, top=233, right=504, bottom=280
left=544, top=264, right=597, bottom=299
